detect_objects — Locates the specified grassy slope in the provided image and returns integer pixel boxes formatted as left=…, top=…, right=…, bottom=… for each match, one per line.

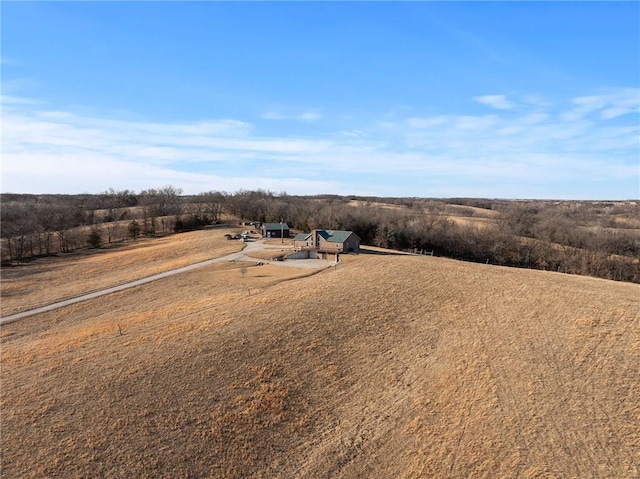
left=0, top=228, right=245, bottom=316
left=1, top=250, right=639, bottom=478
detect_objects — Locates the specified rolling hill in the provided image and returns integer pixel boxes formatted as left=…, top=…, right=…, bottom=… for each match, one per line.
left=1, top=235, right=638, bottom=478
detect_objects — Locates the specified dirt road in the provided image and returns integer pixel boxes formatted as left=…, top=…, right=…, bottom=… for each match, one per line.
left=0, top=239, right=331, bottom=325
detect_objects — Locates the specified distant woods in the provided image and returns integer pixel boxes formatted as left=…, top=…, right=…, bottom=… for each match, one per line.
left=2, top=188, right=639, bottom=283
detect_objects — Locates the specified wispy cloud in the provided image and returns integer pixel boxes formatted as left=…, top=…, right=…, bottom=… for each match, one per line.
left=562, top=88, right=640, bottom=121
left=260, top=109, right=322, bottom=121
left=1, top=101, right=340, bottom=194
left=2, top=90, right=638, bottom=198
left=473, top=94, right=515, bottom=110
left=0, top=94, right=38, bottom=105
left=406, top=116, right=449, bottom=129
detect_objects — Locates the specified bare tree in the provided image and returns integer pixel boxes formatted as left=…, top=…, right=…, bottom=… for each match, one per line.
left=128, top=220, right=141, bottom=240
left=87, top=225, right=103, bottom=249
left=201, top=191, right=227, bottom=224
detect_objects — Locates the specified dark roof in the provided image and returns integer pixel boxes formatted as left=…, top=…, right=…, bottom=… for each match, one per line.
left=262, top=222, right=289, bottom=230
left=293, top=229, right=360, bottom=244
left=323, top=230, right=359, bottom=243
left=297, top=229, right=359, bottom=243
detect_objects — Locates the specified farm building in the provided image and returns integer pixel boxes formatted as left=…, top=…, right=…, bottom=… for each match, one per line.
left=292, top=229, right=360, bottom=259
left=260, top=222, right=290, bottom=238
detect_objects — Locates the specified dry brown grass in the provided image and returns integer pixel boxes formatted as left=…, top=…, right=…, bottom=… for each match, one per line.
left=1, top=237, right=639, bottom=478
left=446, top=215, right=498, bottom=229
left=263, top=238, right=294, bottom=246
left=245, top=250, right=290, bottom=260
left=444, top=203, right=500, bottom=219
left=0, top=228, right=245, bottom=316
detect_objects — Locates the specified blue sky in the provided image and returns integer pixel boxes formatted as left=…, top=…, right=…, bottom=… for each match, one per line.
left=2, top=2, right=639, bottom=199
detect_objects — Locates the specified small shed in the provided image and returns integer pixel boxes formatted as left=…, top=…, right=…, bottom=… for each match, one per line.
left=260, top=222, right=290, bottom=238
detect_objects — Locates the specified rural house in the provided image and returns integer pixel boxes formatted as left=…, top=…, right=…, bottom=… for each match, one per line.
left=260, top=222, right=290, bottom=238
left=292, top=229, right=360, bottom=259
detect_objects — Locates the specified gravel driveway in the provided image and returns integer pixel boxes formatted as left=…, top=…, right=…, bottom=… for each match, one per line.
left=0, top=239, right=333, bottom=325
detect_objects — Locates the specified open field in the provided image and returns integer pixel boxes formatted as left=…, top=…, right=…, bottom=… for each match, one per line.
left=442, top=204, right=501, bottom=219
left=0, top=228, right=245, bottom=316
left=2, top=233, right=639, bottom=478
left=446, top=215, right=497, bottom=229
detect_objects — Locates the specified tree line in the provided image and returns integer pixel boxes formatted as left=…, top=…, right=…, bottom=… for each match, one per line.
left=1, top=187, right=225, bottom=262
left=2, top=188, right=639, bottom=283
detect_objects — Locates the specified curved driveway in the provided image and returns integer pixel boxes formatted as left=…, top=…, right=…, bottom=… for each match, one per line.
left=0, top=239, right=332, bottom=325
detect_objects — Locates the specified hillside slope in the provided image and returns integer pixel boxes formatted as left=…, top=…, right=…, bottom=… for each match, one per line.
left=2, top=252, right=639, bottom=478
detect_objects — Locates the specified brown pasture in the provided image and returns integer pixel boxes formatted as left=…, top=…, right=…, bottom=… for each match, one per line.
left=1, top=235, right=639, bottom=478
left=446, top=215, right=497, bottom=229
left=0, top=228, right=245, bottom=316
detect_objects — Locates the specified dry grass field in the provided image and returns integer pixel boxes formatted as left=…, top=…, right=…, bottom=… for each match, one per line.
left=0, top=228, right=245, bottom=316
left=1, top=234, right=639, bottom=478
left=446, top=215, right=497, bottom=229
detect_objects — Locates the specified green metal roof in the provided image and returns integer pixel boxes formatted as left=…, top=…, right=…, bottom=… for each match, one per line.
left=292, top=229, right=360, bottom=244
left=324, top=230, right=359, bottom=242
left=262, top=222, right=289, bottom=230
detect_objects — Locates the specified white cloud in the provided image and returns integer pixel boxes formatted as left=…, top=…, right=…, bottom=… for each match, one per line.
left=473, top=94, right=515, bottom=110
left=454, top=115, right=498, bottom=130
left=2, top=109, right=331, bottom=163
left=2, top=90, right=638, bottom=198
left=298, top=110, right=322, bottom=121
left=522, top=95, right=553, bottom=109
left=0, top=94, right=38, bottom=105
left=0, top=151, right=342, bottom=196
left=520, top=112, right=549, bottom=124
left=260, top=111, right=288, bottom=120
left=260, top=109, right=322, bottom=121
left=563, top=88, right=640, bottom=121
left=497, top=125, right=523, bottom=136
left=338, top=130, right=367, bottom=138
left=406, top=116, right=449, bottom=129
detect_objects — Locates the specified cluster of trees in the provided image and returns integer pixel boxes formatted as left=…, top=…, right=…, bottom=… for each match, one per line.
left=260, top=196, right=639, bottom=282
left=2, top=188, right=638, bottom=283
left=1, top=187, right=226, bottom=262
left=2, top=200, right=83, bottom=260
